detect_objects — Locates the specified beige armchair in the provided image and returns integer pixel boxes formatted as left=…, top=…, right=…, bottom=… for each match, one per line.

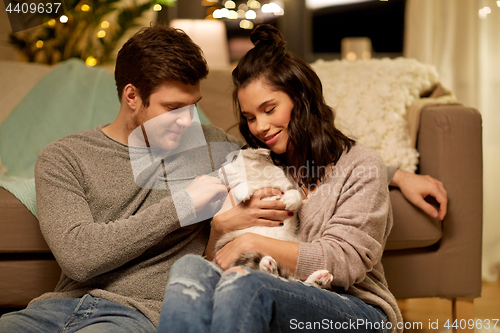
left=382, top=105, right=483, bottom=325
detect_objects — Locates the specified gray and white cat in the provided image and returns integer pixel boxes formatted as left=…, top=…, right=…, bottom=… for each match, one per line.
left=216, top=148, right=333, bottom=289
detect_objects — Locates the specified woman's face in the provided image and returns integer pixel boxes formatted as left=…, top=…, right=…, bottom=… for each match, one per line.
left=237, top=78, right=293, bottom=154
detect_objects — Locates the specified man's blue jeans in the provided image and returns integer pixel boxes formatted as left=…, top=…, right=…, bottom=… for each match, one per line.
left=0, top=294, right=155, bottom=333
left=157, top=254, right=390, bottom=333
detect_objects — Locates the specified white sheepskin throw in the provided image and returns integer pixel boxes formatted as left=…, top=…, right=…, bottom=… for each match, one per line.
left=311, top=58, right=440, bottom=172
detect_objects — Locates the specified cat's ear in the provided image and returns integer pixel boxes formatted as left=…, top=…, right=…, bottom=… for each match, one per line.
left=224, top=150, right=241, bottom=164
left=224, top=151, right=233, bottom=163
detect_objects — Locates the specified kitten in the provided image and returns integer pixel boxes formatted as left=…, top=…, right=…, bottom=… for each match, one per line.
left=216, top=148, right=333, bottom=289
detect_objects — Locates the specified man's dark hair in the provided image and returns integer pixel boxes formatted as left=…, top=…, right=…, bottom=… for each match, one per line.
left=115, top=24, right=208, bottom=107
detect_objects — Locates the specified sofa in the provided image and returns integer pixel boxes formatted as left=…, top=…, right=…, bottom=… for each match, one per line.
left=0, top=59, right=482, bottom=322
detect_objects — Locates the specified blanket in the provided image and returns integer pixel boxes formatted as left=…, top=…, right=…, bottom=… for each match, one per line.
left=406, top=82, right=462, bottom=147
left=311, top=57, right=458, bottom=173
left=0, top=59, right=210, bottom=217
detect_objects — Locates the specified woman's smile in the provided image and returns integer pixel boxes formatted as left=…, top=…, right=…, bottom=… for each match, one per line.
left=238, top=78, right=293, bottom=154
left=263, top=131, right=282, bottom=146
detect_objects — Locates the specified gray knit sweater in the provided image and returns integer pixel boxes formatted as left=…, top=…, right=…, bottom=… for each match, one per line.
left=32, top=124, right=239, bottom=327
left=294, top=144, right=403, bottom=332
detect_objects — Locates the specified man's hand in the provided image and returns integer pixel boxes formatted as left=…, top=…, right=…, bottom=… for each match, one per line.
left=184, top=175, right=227, bottom=212
left=391, top=169, right=448, bottom=220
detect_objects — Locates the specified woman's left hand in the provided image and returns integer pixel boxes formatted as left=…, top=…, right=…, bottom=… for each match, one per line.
left=214, top=233, right=261, bottom=270
left=390, top=169, right=448, bottom=220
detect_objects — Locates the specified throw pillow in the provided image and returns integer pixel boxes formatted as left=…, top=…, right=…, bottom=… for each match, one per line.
left=311, top=58, right=440, bottom=172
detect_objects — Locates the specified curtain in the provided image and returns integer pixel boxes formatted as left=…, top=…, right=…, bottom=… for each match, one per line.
left=405, top=0, right=500, bottom=282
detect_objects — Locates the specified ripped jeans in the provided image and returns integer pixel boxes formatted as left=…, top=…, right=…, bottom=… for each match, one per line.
left=157, top=254, right=389, bottom=333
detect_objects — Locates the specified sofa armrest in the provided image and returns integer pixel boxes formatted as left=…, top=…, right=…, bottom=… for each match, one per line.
left=417, top=105, right=483, bottom=298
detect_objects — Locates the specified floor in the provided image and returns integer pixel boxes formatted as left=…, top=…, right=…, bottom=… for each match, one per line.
left=398, top=281, right=500, bottom=332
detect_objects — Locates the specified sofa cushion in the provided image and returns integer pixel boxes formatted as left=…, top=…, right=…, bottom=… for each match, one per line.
left=385, top=188, right=443, bottom=250
left=199, top=68, right=241, bottom=139
left=0, top=258, right=60, bottom=307
left=0, top=188, right=50, bottom=253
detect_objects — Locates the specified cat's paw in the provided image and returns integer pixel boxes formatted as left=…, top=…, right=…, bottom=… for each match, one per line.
left=282, top=189, right=302, bottom=211
left=305, top=270, right=333, bottom=289
left=259, top=256, right=278, bottom=275
left=231, top=184, right=251, bottom=204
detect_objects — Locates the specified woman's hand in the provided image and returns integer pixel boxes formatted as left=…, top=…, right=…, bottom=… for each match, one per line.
left=213, top=233, right=299, bottom=272
left=211, top=188, right=291, bottom=235
left=213, top=233, right=261, bottom=270
left=204, top=187, right=290, bottom=261
left=390, top=169, right=448, bottom=220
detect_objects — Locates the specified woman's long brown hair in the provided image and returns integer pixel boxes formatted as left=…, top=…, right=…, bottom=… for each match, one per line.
left=232, top=24, right=355, bottom=188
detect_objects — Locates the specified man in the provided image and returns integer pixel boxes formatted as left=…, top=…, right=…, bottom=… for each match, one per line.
left=0, top=24, right=279, bottom=333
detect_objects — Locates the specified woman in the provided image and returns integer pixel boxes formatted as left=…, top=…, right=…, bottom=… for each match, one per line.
left=157, top=25, right=443, bottom=333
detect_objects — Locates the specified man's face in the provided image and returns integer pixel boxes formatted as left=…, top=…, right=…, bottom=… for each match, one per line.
left=128, top=81, right=202, bottom=151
